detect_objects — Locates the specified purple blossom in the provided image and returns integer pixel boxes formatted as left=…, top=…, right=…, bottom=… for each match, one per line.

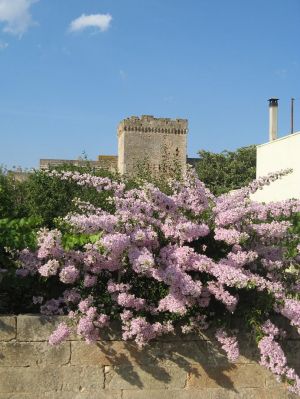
left=59, top=265, right=80, bottom=284
left=49, top=323, right=70, bottom=345
left=83, top=274, right=97, bottom=287
left=38, top=259, right=60, bottom=277
left=215, top=328, right=239, bottom=362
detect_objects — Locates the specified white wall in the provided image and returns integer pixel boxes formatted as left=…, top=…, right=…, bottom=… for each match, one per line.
left=252, top=131, right=300, bottom=202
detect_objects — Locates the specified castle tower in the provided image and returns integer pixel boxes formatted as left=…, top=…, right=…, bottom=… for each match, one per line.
left=117, top=115, right=188, bottom=176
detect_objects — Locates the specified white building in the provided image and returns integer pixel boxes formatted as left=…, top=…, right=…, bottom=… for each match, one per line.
left=252, top=99, right=300, bottom=203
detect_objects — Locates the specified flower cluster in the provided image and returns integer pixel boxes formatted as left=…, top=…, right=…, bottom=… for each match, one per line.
left=215, top=328, right=239, bottom=362
left=16, top=167, right=300, bottom=395
left=258, top=320, right=300, bottom=395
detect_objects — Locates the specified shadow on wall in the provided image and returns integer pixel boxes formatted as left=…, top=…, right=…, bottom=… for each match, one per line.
left=90, top=318, right=300, bottom=393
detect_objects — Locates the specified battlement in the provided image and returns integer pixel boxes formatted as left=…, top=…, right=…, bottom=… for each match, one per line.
left=118, top=115, right=188, bottom=136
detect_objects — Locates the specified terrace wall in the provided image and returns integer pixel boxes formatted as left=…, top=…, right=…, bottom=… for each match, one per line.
left=0, top=315, right=299, bottom=399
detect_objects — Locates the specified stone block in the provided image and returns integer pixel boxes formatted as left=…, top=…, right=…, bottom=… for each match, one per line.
left=71, top=339, right=235, bottom=368
left=72, top=341, right=187, bottom=366
left=17, top=315, right=70, bottom=341
left=0, top=366, right=104, bottom=393
left=122, top=390, right=229, bottom=399
left=0, top=341, right=70, bottom=366
left=0, top=316, right=16, bottom=341
left=98, top=321, right=122, bottom=341
left=0, top=395, right=33, bottom=399
left=0, top=392, right=121, bottom=399
left=71, top=341, right=133, bottom=366
left=187, top=364, right=266, bottom=389
left=44, top=391, right=121, bottom=399
left=122, top=388, right=297, bottom=399
left=105, top=361, right=187, bottom=390
left=231, top=388, right=298, bottom=399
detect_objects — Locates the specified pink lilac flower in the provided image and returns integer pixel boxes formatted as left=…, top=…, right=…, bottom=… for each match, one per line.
left=207, top=282, right=238, bottom=312
left=130, top=227, right=159, bottom=249
left=77, top=316, right=99, bottom=343
left=38, top=259, right=60, bottom=277
left=63, top=288, right=81, bottom=304
left=128, top=247, right=155, bottom=274
left=122, top=317, right=174, bottom=348
left=161, top=218, right=209, bottom=244
left=17, top=248, right=41, bottom=276
left=37, top=228, right=63, bottom=259
left=261, top=320, right=280, bottom=337
left=107, top=280, right=131, bottom=293
left=117, top=293, right=146, bottom=311
left=67, top=213, right=117, bottom=233
left=214, top=228, right=249, bottom=245
left=101, top=233, right=130, bottom=256
left=250, top=221, right=291, bottom=241
left=215, top=328, right=239, bottom=362
left=40, top=298, right=64, bottom=315
left=59, top=265, right=80, bottom=284
left=158, top=292, right=189, bottom=315
left=49, top=323, right=70, bottom=345
left=258, top=335, right=287, bottom=376
left=278, top=298, right=300, bottom=331
left=78, top=297, right=93, bottom=313
left=83, top=274, right=97, bottom=287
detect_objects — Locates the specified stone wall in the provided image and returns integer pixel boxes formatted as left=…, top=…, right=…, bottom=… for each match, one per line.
left=0, top=315, right=299, bottom=399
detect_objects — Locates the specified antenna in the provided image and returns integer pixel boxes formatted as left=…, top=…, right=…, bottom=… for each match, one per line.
left=291, top=97, right=295, bottom=134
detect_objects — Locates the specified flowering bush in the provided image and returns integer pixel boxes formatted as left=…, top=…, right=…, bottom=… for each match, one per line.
left=16, top=167, right=300, bottom=395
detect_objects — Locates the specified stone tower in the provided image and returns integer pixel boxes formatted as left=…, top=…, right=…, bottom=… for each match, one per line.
left=117, top=115, right=188, bottom=176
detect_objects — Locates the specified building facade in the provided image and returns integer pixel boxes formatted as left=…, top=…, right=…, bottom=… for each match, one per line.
left=251, top=99, right=300, bottom=202
left=252, top=131, right=300, bottom=202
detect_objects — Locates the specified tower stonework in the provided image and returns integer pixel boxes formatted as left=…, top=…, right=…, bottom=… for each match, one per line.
left=118, top=115, right=188, bottom=176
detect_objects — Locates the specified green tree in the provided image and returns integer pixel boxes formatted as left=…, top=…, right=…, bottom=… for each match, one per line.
left=195, top=145, right=256, bottom=195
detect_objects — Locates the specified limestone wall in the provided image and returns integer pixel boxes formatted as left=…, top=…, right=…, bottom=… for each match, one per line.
left=0, top=315, right=299, bottom=399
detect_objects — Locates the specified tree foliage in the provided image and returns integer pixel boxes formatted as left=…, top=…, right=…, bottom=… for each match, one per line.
left=195, top=145, right=256, bottom=195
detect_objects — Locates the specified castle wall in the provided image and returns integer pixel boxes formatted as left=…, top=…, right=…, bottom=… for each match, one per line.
left=118, top=116, right=188, bottom=176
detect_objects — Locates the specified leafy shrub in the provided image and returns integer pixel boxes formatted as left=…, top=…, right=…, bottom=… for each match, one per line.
left=0, top=164, right=117, bottom=312
left=0, top=167, right=28, bottom=219
left=15, top=167, right=300, bottom=395
left=24, top=164, right=116, bottom=227
left=0, top=216, right=43, bottom=313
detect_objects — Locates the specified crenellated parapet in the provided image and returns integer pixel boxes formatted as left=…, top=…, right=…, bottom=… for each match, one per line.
left=118, top=115, right=188, bottom=136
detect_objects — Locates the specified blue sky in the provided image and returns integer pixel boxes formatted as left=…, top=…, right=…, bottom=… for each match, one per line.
left=0, top=0, right=299, bottom=169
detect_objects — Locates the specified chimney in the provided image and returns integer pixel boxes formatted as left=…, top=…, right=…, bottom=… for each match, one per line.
left=268, top=98, right=278, bottom=141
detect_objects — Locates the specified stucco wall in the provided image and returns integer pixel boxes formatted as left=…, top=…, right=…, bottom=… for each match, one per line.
left=252, top=132, right=300, bottom=203
left=0, top=315, right=299, bottom=398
